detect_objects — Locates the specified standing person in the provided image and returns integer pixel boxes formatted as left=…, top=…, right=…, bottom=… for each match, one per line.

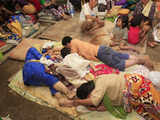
left=62, top=36, right=153, bottom=71
left=80, top=0, right=104, bottom=34
left=132, top=0, right=156, bottom=20
left=23, top=42, right=75, bottom=106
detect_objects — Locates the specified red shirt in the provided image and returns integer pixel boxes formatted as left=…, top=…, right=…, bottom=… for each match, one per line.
left=128, top=26, right=140, bottom=45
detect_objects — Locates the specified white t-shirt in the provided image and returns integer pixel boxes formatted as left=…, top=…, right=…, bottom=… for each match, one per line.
left=62, top=53, right=90, bottom=78
left=98, top=0, right=107, bottom=4
left=80, top=3, right=98, bottom=22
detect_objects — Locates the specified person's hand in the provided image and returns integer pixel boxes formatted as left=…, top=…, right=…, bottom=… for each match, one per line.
left=93, top=67, right=101, bottom=71
left=73, top=99, right=79, bottom=106
left=129, top=16, right=133, bottom=22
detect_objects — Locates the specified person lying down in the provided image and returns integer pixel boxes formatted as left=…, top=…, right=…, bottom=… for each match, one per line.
left=73, top=72, right=160, bottom=120
left=23, top=42, right=75, bottom=107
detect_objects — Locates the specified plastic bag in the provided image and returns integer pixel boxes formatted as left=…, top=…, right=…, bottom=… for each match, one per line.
left=148, top=71, right=160, bottom=89
left=153, top=23, right=160, bottom=42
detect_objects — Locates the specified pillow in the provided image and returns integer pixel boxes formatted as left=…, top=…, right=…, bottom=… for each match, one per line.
left=9, top=38, right=48, bottom=61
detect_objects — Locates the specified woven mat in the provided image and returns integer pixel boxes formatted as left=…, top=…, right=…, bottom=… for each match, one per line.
left=8, top=65, right=144, bottom=120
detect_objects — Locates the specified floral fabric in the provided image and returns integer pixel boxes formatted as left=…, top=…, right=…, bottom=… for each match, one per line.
left=123, top=73, right=160, bottom=120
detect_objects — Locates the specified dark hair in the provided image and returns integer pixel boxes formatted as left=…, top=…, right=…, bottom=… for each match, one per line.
left=62, top=36, right=72, bottom=46
left=131, top=14, right=144, bottom=27
left=142, top=16, right=152, bottom=28
left=61, top=47, right=71, bottom=58
left=76, top=81, right=95, bottom=99
left=117, top=15, right=128, bottom=29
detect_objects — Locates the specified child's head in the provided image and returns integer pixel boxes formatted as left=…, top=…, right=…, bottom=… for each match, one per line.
left=116, top=15, right=128, bottom=29
left=155, top=12, right=160, bottom=20
left=62, top=36, right=72, bottom=48
left=61, top=47, right=71, bottom=58
left=130, top=14, right=144, bottom=27
left=90, top=0, right=98, bottom=9
left=142, top=17, right=152, bottom=32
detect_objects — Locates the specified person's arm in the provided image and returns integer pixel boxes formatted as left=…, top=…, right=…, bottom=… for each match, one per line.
left=85, top=15, right=97, bottom=21
left=29, top=47, right=43, bottom=59
left=122, top=28, right=128, bottom=40
left=74, top=97, right=94, bottom=106
left=89, top=62, right=101, bottom=71
left=2, top=6, right=14, bottom=15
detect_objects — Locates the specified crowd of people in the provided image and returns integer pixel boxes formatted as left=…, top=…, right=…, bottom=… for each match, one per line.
left=1, top=0, right=160, bottom=119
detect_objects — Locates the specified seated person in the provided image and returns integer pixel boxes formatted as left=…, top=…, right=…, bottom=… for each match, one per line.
left=12, top=0, right=36, bottom=15
left=62, top=36, right=153, bottom=71
left=110, top=15, right=128, bottom=47
left=130, top=0, right=156, bottom=21
left=40, top=0, right=56, bottom=7
left=74, top=73, right=160, bottom=120
left=139, top=16, right=154, bottom=47
left=41, top=0, right=70, bottom=20
left=23, top=42, right=75, bottom=106
left=128, top=14, right=143, bottom=45
left=80, top=0, right=104, bottom=34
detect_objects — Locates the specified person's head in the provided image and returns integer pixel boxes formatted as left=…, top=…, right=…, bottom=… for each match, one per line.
left=142, top=17, right=152, bottom=32
left=130, top=14, right=144, bottom=27
left=89, top=0, right=98, bottom=9
left=116, top=15, right=128, bottom=29
left=155, top=12, right=160, bottom=20
left=62, top=36, right=72, bottom=48
left=41, top=42, right=54, bottom=54
left=141, top=0, right=149, bottom=5
left=60, top=47, right=71, bottom=58
left=76, top=81, right=95, bottom=99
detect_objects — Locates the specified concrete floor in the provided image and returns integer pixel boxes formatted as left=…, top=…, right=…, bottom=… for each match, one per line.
left=0, top=59, right=72, bottom=120
left=0, top=17, right=160, bottom=119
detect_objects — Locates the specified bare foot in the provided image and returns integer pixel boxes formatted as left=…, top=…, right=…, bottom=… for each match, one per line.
left=66, top=91, right=76, bottom=99
left=144, top=56, right=154, bottom=70
left=59, top=98, right=73, bottom=107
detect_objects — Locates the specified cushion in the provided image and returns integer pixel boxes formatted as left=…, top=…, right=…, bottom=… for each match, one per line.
left=9, top=38, right=48, bottom=61
left=118, top=8, right=130, bottom=15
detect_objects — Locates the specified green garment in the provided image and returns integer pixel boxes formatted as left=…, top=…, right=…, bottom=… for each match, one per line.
left=40, top=0, right=46, bottom=5
left=0, top=52, right=3, bottom=61
left=103, top=94, right=128, bottom=119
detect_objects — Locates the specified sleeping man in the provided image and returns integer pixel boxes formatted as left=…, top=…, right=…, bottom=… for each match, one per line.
left=62, top=36, right=153, bottom=71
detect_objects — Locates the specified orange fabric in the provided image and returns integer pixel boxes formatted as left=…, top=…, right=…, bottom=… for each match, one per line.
left=70, top=39, right=99, bottom=61
left=124, top=73, right=160, bottom=119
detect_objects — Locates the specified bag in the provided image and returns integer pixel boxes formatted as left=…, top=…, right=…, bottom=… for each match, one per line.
left=153, top=23, right=160, bottom=42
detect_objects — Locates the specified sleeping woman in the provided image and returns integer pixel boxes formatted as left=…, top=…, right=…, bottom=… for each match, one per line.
left=23, top=42, right=75, bottom=106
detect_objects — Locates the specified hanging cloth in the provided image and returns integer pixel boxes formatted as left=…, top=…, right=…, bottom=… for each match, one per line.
left=142, top=0, right=153, bottom=17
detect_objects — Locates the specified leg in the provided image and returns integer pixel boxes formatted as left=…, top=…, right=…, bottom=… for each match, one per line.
left=125, top=55, right=153, bottom=70
left=119, top=43, right=140, bottom=53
